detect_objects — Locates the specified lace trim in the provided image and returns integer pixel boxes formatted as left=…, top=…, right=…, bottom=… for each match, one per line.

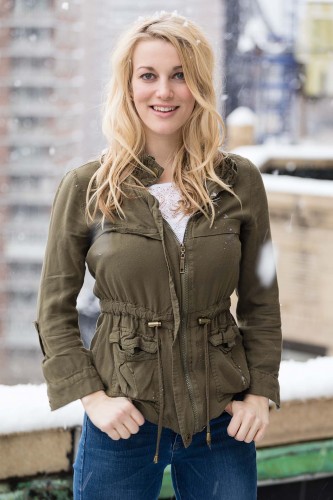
left=148, top=183, right=190, bottom=243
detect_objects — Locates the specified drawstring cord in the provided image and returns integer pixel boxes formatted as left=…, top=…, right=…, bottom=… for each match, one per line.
left=149, top=317, right=212, bottom=460
left=148, top=321, right=164, bottom=464
left=198, top=317, right=212, bottom=449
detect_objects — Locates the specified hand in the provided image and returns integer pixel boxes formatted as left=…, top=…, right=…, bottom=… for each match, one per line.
left=224, top=394, right=269, bottom=443
left=81, top=390, right=145, bottom=440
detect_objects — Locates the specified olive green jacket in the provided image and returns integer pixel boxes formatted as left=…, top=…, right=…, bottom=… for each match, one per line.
left=35, top=152, right=281, bottom=453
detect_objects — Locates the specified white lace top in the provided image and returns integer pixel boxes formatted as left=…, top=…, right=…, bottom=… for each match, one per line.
left=148, top=182, right=190, bottom=244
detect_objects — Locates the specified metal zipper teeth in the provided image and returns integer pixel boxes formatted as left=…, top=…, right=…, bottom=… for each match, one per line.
left=163, top=216, right=200, bottom=431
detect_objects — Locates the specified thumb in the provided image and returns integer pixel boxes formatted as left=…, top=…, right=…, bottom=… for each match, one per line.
left=225, top=402, right=233, bottom=416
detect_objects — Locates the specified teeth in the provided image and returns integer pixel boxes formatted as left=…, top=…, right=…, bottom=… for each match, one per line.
left=152, top=106, right=176, bottom=112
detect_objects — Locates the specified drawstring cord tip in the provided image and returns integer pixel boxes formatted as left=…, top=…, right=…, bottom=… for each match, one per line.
left=206, top=431, right=212, bottom=449
left=153, top=454, right=159, bottom=464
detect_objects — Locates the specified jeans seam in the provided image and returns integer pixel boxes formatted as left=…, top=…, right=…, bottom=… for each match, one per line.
left=171, top=465, right=183, bottom=500
left=77, top=415, right=88, bottom=500
left=170, top=433, right=178, bottom=462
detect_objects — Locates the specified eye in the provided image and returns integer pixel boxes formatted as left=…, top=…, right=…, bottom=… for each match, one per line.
left=173, top=72, right=185, bottom=80
left=140, top=73, right=155, bottom=80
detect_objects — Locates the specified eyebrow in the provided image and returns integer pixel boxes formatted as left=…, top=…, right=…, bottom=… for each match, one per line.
left=136, top=65, right=183, bottom=72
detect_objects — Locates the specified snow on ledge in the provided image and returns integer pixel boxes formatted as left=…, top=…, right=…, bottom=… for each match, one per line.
left=232, top=144, right=333, bottom=166
left=1, top=357, right=333, bottom=435
left=278, top=356, right=333, bottom=402
left=0, top=384, right=84, bottom=435
left=231, top=144, right=333, bottom=197
left=262, top=173, right=333, bottom=197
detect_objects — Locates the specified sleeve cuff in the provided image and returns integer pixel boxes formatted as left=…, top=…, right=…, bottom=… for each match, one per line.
left=46, top=366, right=105, bottom=411
left=246, top=368, right=280, bottom=408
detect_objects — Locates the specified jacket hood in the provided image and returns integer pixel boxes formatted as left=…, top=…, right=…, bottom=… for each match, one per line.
left=134, top=152, right=238, bottom=195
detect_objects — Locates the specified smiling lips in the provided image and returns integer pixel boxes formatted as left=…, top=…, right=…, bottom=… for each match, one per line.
left=151, top=105, right=179, bottom=113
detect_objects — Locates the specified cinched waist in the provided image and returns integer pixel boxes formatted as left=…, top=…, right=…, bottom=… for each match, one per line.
left=99, top=297, right=232, bottom=325
left=99, top=299, right=173, bottom=323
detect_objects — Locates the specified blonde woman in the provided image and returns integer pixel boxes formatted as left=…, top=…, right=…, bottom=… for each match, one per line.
left=36, top=11, right=282, bottom=500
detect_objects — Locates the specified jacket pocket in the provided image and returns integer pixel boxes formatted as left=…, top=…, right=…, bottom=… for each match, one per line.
left=208, top=324, right=250, bottom=401
left=90, top=315, right=119, bottom=392
left=109, top=326, right=159, bottom=404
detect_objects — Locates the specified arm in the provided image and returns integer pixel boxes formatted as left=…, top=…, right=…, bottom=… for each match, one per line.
left=35, top=169, right=105, bottom=410
left=36, top=167, right=145, bottom=436
left=226, top=159, right=282, bottom=442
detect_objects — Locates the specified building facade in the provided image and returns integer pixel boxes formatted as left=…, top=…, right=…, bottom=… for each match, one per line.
left=0, top=0, right=85, bottom=381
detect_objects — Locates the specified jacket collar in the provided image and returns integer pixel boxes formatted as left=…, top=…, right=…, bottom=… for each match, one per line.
left=135, top=152, right=238, bottom=195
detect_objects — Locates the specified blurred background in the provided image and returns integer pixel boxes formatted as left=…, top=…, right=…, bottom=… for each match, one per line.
left=0, top=0, right=333, bottom=385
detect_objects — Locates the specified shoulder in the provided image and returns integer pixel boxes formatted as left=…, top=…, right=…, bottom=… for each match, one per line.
left=214, top=150, right=262, bottom=189
left=72, top=158, right=101, bottom=187
left=222, top=151, right=263, bottom=187
left=58, top=159, right=101, bottom=194
left=225, top=152, right=260, bottom=175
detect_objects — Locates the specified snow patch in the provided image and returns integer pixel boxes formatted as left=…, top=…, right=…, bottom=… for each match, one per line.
left=279, top=357, right=333, bottom=402
left=227, top=107, right=257, bottom=127
left=0, top=384, right=83, bottom=435
left=262, top=174, right=333, bottom=197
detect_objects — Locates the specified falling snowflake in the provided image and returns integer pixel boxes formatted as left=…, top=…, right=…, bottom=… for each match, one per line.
left=256, top=240, right=277, bottom=288
left=61, top=2, right=69, bottom=10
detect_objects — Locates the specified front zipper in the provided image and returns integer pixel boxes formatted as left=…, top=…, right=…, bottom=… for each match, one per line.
left=179, top=229, right=200, bottom=432
left=180, top=244, right=186, bottom=274
left=163, top=216, right=200, bottom=431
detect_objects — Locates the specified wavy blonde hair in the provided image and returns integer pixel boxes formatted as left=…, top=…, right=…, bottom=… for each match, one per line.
left=87, top=11, right=234, bottom=225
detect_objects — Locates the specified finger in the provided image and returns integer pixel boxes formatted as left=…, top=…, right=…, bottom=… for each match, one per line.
left=130, top=407, right=145, bottom=426
left=115, top=422, right=132, bottom=439
left=122, top=415, right=141, bottom=435
left=254, top=425, right=267, bottom=443
left=108, top=428, right=121, bottom=440
left=244, top=419, right=262, bottom=443
left=227, top=413, right=242, bottom=437
left=233, top=412, right=257, bottom=441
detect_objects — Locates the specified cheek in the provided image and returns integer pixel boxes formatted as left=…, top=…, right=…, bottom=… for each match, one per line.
left=132, top=83, right=150, bottom=105
left=182, top=87, right=196, bottom=109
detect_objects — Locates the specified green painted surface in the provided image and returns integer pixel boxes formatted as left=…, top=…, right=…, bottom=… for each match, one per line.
left=159, top=465, right=174, bottom=498
left=257, top=440, right=333, bottom=481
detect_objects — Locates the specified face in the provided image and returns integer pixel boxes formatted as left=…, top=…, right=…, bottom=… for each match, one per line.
left=131, top=39, right=196, bottom=145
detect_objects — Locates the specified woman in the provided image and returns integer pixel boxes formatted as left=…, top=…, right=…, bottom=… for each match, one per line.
left=35, top=11, right=282, bottom=500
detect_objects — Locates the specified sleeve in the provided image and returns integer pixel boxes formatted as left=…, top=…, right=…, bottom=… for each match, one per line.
left=236, top=160, right=282, bottom=407
left=35, top=169, right=105, bottom=410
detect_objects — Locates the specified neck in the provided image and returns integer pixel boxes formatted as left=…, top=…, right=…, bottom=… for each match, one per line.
left=144, top=131, right=181, bottom=181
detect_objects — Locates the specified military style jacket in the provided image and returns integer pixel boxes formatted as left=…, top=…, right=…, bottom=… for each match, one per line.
left=35, top=152, right=282, bottom=461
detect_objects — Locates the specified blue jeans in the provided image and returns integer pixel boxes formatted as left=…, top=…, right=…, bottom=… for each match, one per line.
left=73, top=411, right=257, bottom=500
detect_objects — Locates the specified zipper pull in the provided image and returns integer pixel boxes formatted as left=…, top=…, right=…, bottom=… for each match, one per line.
left=180, top=244, right=186, bottom=274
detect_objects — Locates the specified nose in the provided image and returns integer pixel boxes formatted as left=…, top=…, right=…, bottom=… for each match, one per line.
left=155, top=78, right=173, bottom=100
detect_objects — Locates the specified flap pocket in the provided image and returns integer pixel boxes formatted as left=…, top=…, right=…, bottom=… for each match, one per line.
left=95, top=224, right=162, bottom=241
left=208, top=325, right=237, bottom=351
left=109, top=328, right=158, bottom=355
left=193, top=218, right=240, bottom=238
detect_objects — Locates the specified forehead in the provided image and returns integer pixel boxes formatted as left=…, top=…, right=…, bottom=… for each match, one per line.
left=132, top=39, right=181, bottom=67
